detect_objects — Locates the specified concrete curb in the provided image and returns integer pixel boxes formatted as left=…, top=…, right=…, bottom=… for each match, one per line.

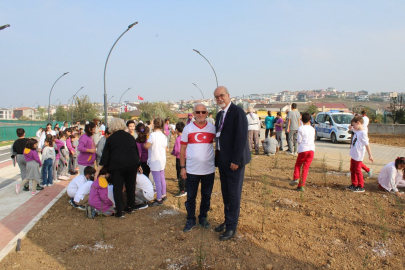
left=0, top=145, right=11, bottom=151
left=0, top=186, right=68, bottom=262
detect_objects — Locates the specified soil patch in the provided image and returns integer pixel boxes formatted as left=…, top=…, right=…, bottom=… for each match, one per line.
left=369, top=134, right=405, bottom=147
left=2, top=151, right=405, bottom=269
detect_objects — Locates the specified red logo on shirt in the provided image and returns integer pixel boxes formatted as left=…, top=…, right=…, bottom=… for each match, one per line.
left=188, top=132, right=215, bottom=144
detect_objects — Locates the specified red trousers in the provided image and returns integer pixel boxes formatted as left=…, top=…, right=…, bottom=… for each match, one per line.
left=350, top=158, right=364, bottom=188
left=293, top=151, right=314, bottom=187
left=361, top=162, right=370, bottom=172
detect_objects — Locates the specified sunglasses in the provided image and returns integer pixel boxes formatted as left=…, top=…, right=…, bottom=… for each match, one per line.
left=195, top=111, right=207, bottom=114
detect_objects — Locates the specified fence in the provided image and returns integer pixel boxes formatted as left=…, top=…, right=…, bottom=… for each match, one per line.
left=368, top=124, right=405, bottom=135
left=0, top=120, right=65, bottom=141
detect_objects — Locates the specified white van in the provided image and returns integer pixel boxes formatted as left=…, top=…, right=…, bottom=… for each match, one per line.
left=314, top=111, right=354, bottom=143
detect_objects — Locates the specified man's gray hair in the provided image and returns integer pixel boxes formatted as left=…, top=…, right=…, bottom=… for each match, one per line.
left=193, top=103, right=207, bottom=112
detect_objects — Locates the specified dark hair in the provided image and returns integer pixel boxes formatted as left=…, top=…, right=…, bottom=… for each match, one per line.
left=291, top=103, right=297, bottom=109
left=146, top=120, right=151, bottom=125
left=135, top=123, right=145, bottom=133
left=58, top=131, right=66, bottom=139
left=395, top=157, right=405, bottom=169
left=65, top=128, right=72, bottom=133
left=267, top=111, right=272, bottom=116
left=277, top=112, right=281, bottom=116
left=54, top=123, right=59, bottom=129
left=175, top=122, right=185, bottom=133
left=270, top=131, right=275, bottom=137
left=25, top=138, right=38, bottom=150
left=16, top=128, right=25, bottom=137
left=351, top=116, right=364, bottom=124
left=126, top=120, right=135, bottom=127
left=302, top=112, right=311, bottom=124
left=46, top=123, right=52, bottom=128
left=165, top=118, right=170, bottom=123
left=153, top=118, right=164, bottom=130
left=84, top=166, right=96, bottom=176
left=105, top=127, right=111, bottom=135
left=99, top=166, right=109, bottom=175
left=84, top=122, right=96, bottom=136
left=45, top=136, right=53, bottom=147
left=136, top=123, right=147, bottom=143
left=361, top=110, right=366, bottom=115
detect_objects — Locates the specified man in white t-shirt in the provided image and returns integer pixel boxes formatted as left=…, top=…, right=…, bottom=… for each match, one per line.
left=247, top=107, right=260, bottom=154
left=180, top=104, right=216, bottom=232
left=361, top=110, right=369, bottom=133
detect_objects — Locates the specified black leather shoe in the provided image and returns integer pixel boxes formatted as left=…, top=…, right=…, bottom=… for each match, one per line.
left=215, top=223, right=226, bottom=232
left=219, top=230, right=236, bottom=241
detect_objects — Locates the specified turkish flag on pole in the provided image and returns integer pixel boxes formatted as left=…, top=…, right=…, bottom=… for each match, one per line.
left=138, top=95, right=144, bottom=101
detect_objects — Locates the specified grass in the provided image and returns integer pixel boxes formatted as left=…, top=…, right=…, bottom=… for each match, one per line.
left=196, top=224, right=207, bottom=269
left=0, top=141, right=13, bottom=147
left=373, top=195, right=389, bottom=241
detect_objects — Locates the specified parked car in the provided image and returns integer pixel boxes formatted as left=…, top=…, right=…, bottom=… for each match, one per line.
left=314, top=111, right=354, bottom=143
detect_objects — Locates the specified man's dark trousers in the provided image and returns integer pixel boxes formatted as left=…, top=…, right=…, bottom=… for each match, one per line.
left=217, top=151, right=245, bottom=231
left=185, top=173, right=215, bottom=221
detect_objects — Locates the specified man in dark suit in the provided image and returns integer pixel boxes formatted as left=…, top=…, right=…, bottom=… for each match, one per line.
left=214, top=86, right=251, bottom=241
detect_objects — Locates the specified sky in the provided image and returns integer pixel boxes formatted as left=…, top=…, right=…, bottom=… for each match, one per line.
left=1, top=0, right=405, bottom=108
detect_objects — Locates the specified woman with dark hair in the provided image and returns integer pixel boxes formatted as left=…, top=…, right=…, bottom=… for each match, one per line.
left=77, top=122, right=96, bottom=175
left=95, top=118, right=141, bottom=219
left=38, top=123, right=56, bottom=150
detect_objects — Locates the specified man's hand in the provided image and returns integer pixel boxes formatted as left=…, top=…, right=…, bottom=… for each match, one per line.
left=369, top=155, right=374, bottom=163
left=181, top=168, right=187, bottom=179
left=230, top=163, right=239, bottom=171
left=138, top=166, right=143, bottom=174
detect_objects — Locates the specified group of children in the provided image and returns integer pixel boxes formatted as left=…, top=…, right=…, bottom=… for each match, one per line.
left=13, top=126, right=80, bottom=195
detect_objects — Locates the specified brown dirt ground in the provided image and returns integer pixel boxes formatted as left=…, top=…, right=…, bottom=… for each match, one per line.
left=2, top=148, right=405, bottom=269
left=369, top=134, right=405, bottom=147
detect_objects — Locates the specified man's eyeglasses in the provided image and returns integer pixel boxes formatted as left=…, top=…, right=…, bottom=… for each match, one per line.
left=214, top=93, right=227, bottom=100
left=195, top=111, right=207, bottom=114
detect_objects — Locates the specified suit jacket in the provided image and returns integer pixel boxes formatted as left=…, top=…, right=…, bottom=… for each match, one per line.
left=215, top=103, right=251, bottom=167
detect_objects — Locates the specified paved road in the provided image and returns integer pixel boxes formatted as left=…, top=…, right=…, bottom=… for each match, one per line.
left=0, top=148, right=11, bottom=164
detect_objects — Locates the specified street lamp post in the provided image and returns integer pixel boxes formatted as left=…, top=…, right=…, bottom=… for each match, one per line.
left=0, top=24, right=10, bottom=31
left=48, top=72, right=69, bottom=121
left=107, top=96, right=115, bottom=103
left=192, top=49, right=219, bottom=111
left=71, top=87, right=84, bottom=124
left=118, top=88, right=131, bottom=117
left=192, top=83, right=205, bottom=99
left=103, top=22, right=138, bottom=127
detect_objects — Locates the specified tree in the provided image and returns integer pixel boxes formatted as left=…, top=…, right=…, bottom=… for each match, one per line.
left=72, top=95, right=100, bottom=123
left=306, top=104, right=319, bottom=115
left=36, top=106, right=47, bottom=120
left=138, top=102, right=178, bottom=122
left=389, top=96, right=405, bottom=124
left=119, top=112, right=132, bottom=121
left=18, top=116, right=30, bottom=121
left=53, top=106, right=68, bottom=121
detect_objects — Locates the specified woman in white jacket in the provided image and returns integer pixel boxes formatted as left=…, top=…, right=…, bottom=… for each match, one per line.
left=378, top=157, right=405, bottom=197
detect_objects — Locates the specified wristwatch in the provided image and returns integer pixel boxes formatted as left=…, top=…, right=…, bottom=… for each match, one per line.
left=180, top=166, right=186, bottom=169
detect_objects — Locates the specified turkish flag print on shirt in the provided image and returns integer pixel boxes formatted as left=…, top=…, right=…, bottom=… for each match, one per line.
left=180, top=122, right=216, bottom=174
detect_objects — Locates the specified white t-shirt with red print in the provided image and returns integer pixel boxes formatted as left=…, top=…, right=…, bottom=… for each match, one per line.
left=181, top=122, right=215, bottom=175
